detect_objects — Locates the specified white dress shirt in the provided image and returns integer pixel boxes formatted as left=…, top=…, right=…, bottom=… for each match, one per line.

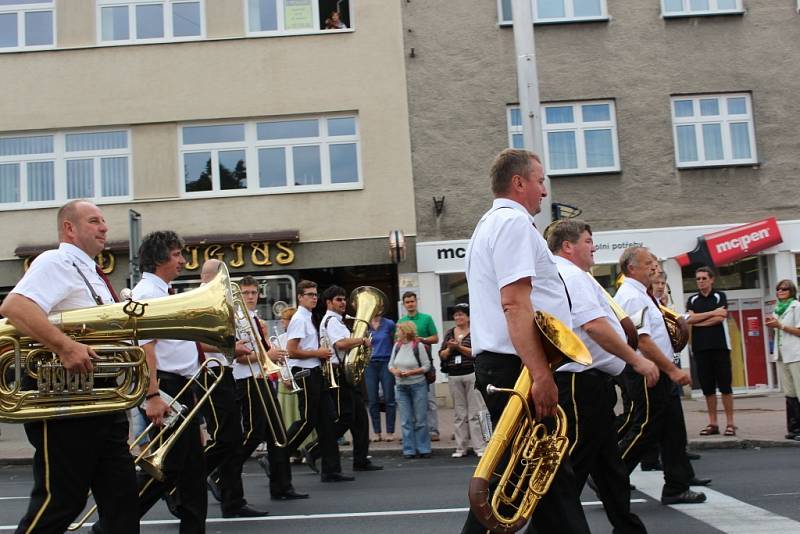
left=232, top=309, right=265, bottom=380
left=133, top=272, right=199, bottom=378
left=615, top=277, right=672, bottom=362
left=286, top=306, right=321, bottom=369
left=12, top=243, right=114, bottom=313
left=321, top=310, right=350, bottom=365
left=466, top=198, right=572, bottom=357
left=555, top=257, right=626, bottom=376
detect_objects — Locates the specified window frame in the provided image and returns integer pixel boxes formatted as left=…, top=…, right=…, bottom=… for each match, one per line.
left=660, top=0, right=744, bottom=18
left=0, top=1, right=56, bottom=52
left=0, top=128, right=133, bottom=211
left=497, top=0, right=609, bottom=26
left=670, top=92, right=758, bottom=169
left=96, top=0, right=206, bottom=46
left=245, top=0, right=355, bottom=38
left=178, top=113, right=363, bottom=199
left=506, top=106, right=524, bottom=149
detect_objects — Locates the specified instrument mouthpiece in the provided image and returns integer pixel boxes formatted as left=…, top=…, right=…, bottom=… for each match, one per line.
left=119, top=288, right=133, bottom=300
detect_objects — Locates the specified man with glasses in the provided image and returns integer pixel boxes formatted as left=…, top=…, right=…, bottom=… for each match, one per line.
left=686, top=266, right=734, bottom=436
left=284, top=280, right=354, bottom=482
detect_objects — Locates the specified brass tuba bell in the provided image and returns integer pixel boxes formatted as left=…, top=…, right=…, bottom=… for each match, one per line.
left=343, top=286, right=386, bottom=386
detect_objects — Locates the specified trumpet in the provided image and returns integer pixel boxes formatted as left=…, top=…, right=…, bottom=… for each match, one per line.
left=269, top=335, right=302, bottom=393
left=319, top=330, right=338, bottom=390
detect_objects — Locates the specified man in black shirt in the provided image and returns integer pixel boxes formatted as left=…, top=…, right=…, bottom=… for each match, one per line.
left=686, top=266, right=735, bottom=436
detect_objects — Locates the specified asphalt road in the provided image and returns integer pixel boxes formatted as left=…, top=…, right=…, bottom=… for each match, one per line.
left=0, top=448, right=798, bottom=533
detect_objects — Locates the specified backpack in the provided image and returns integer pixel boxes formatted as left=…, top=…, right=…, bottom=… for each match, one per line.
left=393, top=340, right=436, bottom=384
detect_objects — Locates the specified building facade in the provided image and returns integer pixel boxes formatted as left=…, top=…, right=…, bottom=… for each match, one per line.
left=403, top=0, right=800, bottom=392
left=0, top=0, right=417, bottom=326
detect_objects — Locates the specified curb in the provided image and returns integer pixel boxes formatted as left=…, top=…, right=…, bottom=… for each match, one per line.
left=688, top=438, right=800, bottom=450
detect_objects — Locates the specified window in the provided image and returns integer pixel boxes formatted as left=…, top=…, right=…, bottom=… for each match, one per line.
left=180, top=114, right=360, bottom=196
left=0, top=0, right=54, bottom=52
left=661, top=0, right=743, bottom=17
left=671, top=93, right=757, bottom=168
left=507, top=106, right=524, bottom=149
left=0, top=130, right=131, bottom=209
left=541, top=100, right=619, bottom=175
left=97, top=0, right=203, bottom=44
left=498, top=0, right=608, bottom=25
left=247, top=0, right=351, bottom=35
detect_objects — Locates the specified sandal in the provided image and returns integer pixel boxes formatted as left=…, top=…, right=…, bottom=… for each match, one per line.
left=699, top=424, right=719, bottom=436
left=724, top=425, right=737, bottom=436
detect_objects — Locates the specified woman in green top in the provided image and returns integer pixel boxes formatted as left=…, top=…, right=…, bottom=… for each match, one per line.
left=765, top=280, right=800, bottom=441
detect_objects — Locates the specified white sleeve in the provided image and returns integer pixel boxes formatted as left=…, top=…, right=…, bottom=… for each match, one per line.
left=11, top=252, right=74, bottom=314
left=564, top=273, right=605, bottom=328
left=492, top=215, right=537, bottom=290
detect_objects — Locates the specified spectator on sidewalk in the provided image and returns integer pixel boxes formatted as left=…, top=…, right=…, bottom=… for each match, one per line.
left=439, top=303, right=487, bottom=457
left=765, top=280, right=800, bottom=441
left=366, top=314, right=396, bottom=442
left=399, top=292, right=440, bottom=441
left=389, top=321, right=432, bottom=459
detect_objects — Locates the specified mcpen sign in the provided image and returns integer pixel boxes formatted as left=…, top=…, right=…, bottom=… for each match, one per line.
left=676, top=217, right=783, bottom=267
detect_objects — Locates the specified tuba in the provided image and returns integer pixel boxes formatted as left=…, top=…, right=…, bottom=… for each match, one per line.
left=660, top=304, right=689, bottom=352
left=343, top=286, right=386, bottom=385
left=468, top=311, right=591, bottom=533
left=0, top=266, right=237, bottom=423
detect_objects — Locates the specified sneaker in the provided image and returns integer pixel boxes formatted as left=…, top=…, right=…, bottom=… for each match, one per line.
left=451, top=450, right=467, bottom=458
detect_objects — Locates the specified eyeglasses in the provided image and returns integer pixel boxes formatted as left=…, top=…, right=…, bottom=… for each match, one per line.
left=303, top=292, right=318, bottom=297
left=777, top=287, right=791, bottom=292
left=695, top=277, right=709, bottom=281
left=241, top=290, right=258, bottom=296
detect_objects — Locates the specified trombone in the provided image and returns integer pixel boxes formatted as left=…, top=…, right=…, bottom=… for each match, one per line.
left=269, top=335, right=302, bottom=393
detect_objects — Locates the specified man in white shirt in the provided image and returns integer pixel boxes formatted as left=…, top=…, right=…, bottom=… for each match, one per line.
left=548, top=219, right=658, bottom=534
left=614, top=247, right=707, bottom=505
left=461, top=149, right=590, bottom=534
left=1, top=200, right=138, bottom=534
left=305, top=285, right=380, bottom=472
left=284, top=280, right=354, bottom=482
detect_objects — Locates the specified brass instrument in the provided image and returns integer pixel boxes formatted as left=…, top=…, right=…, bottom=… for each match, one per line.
left=343, top=286, right=387, bottom=385
left=587, top=273, right=639, bottom=351
left=269, top=334, right=302, bottom=393
left=319, top=329, right=338, bottom=389
left=468, top=311, right=591, bottom=533
left=0, top=266, right=237, bottom=423
left=660, top=304, right=689, bottom=352
left=230, top=283, right=289, bottom=447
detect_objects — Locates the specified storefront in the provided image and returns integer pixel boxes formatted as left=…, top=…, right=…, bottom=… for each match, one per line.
left=416, top=218, right=800, bottom=393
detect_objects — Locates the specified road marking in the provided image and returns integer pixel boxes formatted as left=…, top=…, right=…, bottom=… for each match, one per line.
left=765, top=492, right=800, bottom=497
left=631, top=469, right=800, bottom=533
left=0, top=497, right=26, bottom=501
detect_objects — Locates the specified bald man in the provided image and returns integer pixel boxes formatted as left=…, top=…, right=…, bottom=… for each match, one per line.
left=1, top=200, right=139, bottom=534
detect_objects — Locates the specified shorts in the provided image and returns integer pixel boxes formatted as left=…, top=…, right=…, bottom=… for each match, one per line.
left=694, top=349, right=732, bottom=395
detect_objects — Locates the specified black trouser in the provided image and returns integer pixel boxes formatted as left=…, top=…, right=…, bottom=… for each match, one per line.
left=616, top=367, right=692, bottom=497
left=16, top=412, right=138, bottom=534
left=461, top=353, right=591, bottom=534
left=199, top=367, right=247, bottom=514
left=556, top=370, right=646, bottom=534
left=235, top=376, right=293, bottom=495
left=307, top=367, right=371, bottom=466
left=285, top=366, right=342, bottom=475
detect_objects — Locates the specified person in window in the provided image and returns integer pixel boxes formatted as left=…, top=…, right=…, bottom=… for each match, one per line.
left=439, top=303, right=487, bottom=458
left=324, top=10, right=347, bottom=29
left=765, top=280, right=800, bottom=441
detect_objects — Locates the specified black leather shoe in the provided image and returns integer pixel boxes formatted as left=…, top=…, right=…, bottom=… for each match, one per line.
left=353, top=462, right=383, bottom=471
left=206, top=476, right=222, bottom=503
left=689, top=477, right=712, bottom=486
left=321, top=473, right=355, bottom=482
left=661, top=490, right=707, bottom=505
left=300, top=446, right=319, bottom=474
left=222, top=505, right=269, bottom=518
left=786, top=432, right=798, bottom=440
left=271, top=489, right=310, bottom=500
left=641, top=461, right=663, bottom=471
left=686, top=451, right=702, bottom=460
left=257, top=456, right=270, bottom=477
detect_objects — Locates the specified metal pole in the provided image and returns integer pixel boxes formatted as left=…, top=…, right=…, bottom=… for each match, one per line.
left=128, top=209, right=142, bottom=287
left=511, top=0, right=551, bottom=228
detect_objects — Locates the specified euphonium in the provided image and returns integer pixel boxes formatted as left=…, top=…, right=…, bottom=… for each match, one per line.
left=0, top=266, right=237, bottom=423
left=468, top=311, right=591, bottom=533
left=343, top=286, right=387, bottom=385
left=659, top=304, right=689, bottom=352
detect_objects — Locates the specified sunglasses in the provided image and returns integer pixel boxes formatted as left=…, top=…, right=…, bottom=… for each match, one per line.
left=777, top=287, right=791, bottom=292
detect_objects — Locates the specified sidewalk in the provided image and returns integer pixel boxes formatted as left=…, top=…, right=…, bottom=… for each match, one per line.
left=1, top=393, right=797, bottom=464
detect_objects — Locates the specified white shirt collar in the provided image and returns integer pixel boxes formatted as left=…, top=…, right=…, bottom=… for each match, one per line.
left=59, top=242, right=96, bottom=270
left=623, top=276, right=648, bottom=295
left=324, top=309, right=342, bottom=320
left=141, top=271, right=170, bottom=293
left=491, top=198, right=535, bottom=223
left=554, top=255, right=580, bottom=270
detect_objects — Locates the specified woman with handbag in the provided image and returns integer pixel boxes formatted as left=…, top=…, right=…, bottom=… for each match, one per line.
left=389, top=321, right=432, bottom=458
left=765, top=280, right=800, bottom=441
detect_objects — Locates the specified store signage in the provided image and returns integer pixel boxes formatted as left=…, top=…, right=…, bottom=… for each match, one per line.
left=676, top=217, right=783, bottom=267
left=183, top=241, right=295, bottom=271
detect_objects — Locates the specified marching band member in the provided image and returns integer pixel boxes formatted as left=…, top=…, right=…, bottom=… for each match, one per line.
left=285, top=280, right=353, bottom=482
left=1, top=200, right=138, bottom=534
left=547, top=219, right=657, bottom=533
left=461, top=149, right=590, bottom=534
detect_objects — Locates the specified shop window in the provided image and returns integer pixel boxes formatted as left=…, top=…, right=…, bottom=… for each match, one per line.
left=97, top=0, right=204, bottom=44
left=439, top=272, right=469, bottom=332
left=247, top=0, right=351, bottom=35
left=498, top=0, right=608, bottom=25
left=680, top=256, right=763, bottom=294
left=671, top=93, right=757, bottom=168
left=0, top=129, right=131, bottom=210
left=0, top=0, right=54, bottom=52
left=180, top=114, right=361, bottom=197
left=661, top=0, right=742, bottom=18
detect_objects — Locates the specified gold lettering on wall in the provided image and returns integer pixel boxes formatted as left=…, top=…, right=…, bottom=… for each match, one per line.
left=275, top=241, right=295, bottom=265
left=204, top=244, right=225, bottom=263
left=229, top=243, right=246, bottom=268
left=97, top=251, right=115, bottom=274
left=184, top=245, right=200, bottom=270
left=250, top=242, right=273, bottom=266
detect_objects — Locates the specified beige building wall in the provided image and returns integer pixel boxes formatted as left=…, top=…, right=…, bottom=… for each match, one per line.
left=0, top=1, right=415, bottom=263
left=404, top=0, right=800, bottom=240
